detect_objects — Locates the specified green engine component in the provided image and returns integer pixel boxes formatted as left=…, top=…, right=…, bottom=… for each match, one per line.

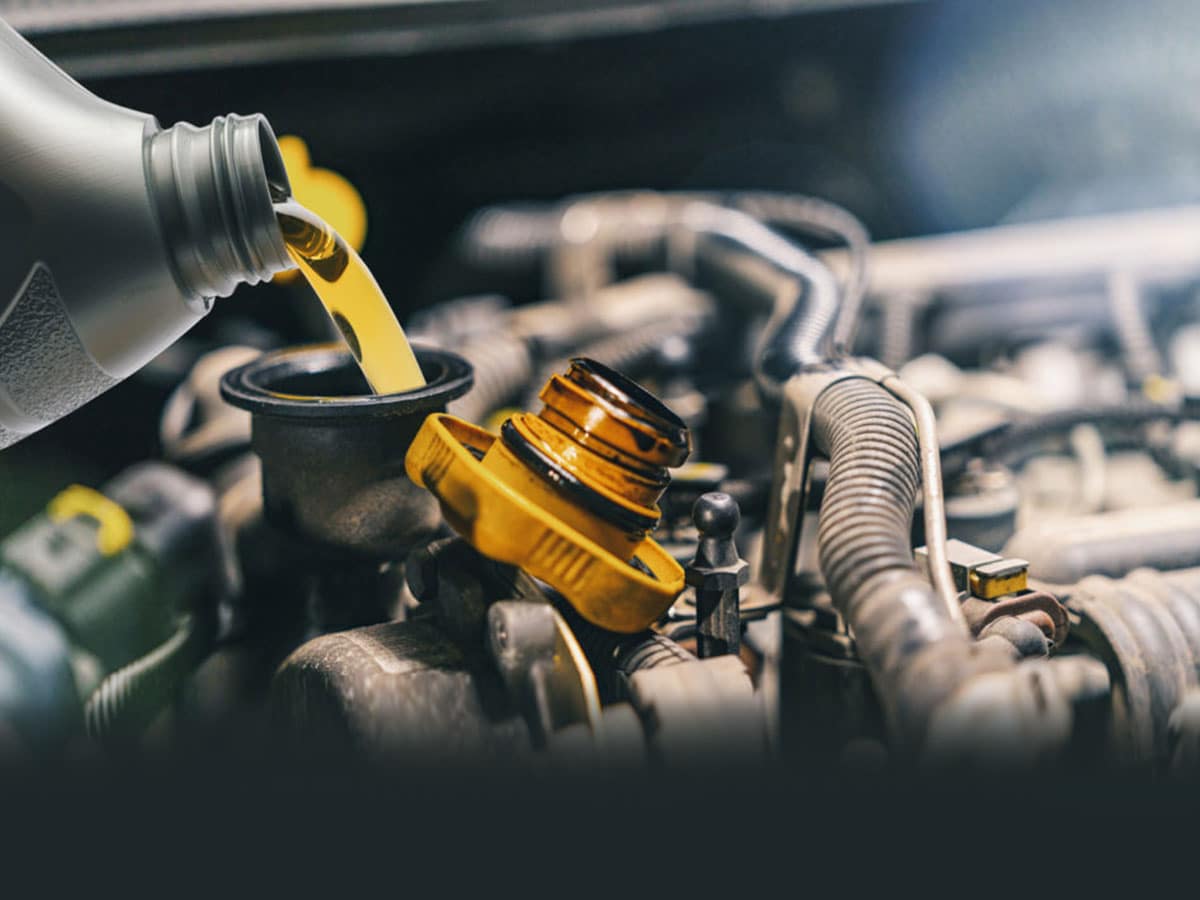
left=0, top=462, right=223, bottom=750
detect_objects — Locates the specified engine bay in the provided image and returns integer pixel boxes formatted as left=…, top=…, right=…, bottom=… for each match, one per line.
left=5, top=0, right=1200, bottom=781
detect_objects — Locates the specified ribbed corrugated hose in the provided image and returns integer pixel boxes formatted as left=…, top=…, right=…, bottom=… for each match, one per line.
left=813, top=380, right=924, bottom=600
left=680, top=203, right=841, bottom=390
left=811, top=379, right=1012, bottom=750
left=84, top=615, right=201, bottom=740
left=445, top=332, right=534, bottom=424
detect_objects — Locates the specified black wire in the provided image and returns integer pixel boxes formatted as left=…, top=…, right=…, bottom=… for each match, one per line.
left=941, top=403, right=1182, bottom=480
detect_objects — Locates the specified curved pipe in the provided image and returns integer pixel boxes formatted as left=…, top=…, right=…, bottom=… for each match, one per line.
left=457, top=194, right=852, bottom=387
left=678, top=203, right=842, bottom=388
left=811, top=377, right=1067, bottom=759
left=456, top=191, right=870, bottom=354
left=880, top=373, right=969, bottom=631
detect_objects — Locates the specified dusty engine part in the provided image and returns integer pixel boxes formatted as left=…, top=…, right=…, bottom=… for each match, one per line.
left=0, top=463, right=223, bottom=746
left=272, top=618, right=534, bottom=759
left=276, top=536, right=539, bottom=758
left=220, top=343, right=471, bottom=632
left=486, top=599, right=605, bottom=747
left=806, top=376, right=1058, bottom=760
left=221, top=343, right=472, bottom=558
left=756, top=342, right=1084, bottom=765
left=1005, top=500, right=1200, bottom=584
left=408, top=536, right=615, bottom=720
left=1066, top=567, right=1200, bottom=768
left=277, top=528, right=757, bottom=765
left=560, top=602, right=697, bottom=704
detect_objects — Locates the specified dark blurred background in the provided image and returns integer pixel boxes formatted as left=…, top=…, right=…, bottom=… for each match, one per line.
left=6, top=0, right=1200, bottom=528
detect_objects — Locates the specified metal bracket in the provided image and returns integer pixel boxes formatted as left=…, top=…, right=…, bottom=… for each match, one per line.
left=487, top=600, right=602, bottom=748
left=756, top=357, right=897, bottom=605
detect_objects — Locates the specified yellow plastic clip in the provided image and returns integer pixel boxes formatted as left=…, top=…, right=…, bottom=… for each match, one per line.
left=47, top=484, right=134, bottom=556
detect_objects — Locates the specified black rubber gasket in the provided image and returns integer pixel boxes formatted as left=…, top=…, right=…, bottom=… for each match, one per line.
left=569, top=357, right=690, bottom=454
left=500, top=419, right=657, bottom=535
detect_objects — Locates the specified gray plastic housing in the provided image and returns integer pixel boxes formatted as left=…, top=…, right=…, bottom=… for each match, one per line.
left=0, top=18, right=293, bottom=449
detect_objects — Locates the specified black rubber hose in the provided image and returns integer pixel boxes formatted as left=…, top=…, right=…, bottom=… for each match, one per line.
left=940, top=402, right=1181, bottom=481
left=457, top=191, right=865, bottom=368
left=686, top=205, right=841, bottom=386
left=566, top=610, right=693, bottom=677
left=84, top=615, right=202, bottom=740
left=811, top=378, right=1009, bottom=747
left=729, top=192, right=871, bottom=356
left=592, top=630, right=695, bottom=675
left=989, top=403, right=1178, bottom=460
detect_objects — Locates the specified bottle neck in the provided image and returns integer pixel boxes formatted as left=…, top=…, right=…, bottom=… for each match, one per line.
left=146, top=113, right=293, bottom=301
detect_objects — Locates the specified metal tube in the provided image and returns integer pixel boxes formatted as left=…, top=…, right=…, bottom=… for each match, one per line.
left=880, top=373, right=970, bottom=633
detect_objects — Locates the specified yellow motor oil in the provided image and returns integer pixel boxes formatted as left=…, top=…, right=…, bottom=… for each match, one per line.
left=275, top=200, right=426, bottom=394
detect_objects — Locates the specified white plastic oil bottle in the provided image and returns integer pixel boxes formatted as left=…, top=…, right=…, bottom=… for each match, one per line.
left=0, top=17, right=294, bottom=449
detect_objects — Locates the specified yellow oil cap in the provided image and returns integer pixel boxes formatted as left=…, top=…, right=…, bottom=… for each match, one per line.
left=406, top=359, right=691, bottom=633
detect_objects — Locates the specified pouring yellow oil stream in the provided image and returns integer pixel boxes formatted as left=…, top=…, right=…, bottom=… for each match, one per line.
left=275, top=201, right=426, bottom=394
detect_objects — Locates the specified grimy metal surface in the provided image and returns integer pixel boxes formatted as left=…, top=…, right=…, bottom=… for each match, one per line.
left=221, top=344, right=472, bottom=558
